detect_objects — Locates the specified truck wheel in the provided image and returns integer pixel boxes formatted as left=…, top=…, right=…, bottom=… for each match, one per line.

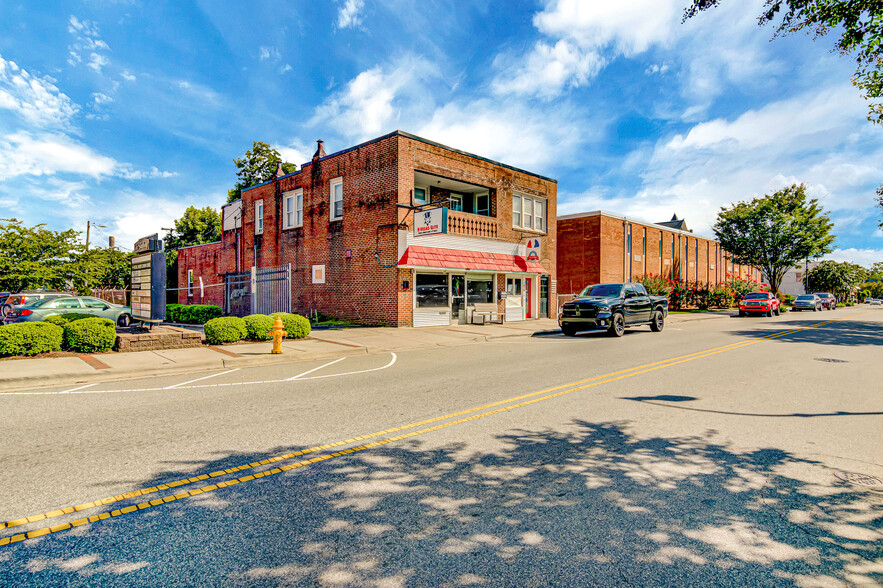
left=767, top=309, right=773, bottom=317
left=650, top=310, right=664, bottom=332
left=561, top=325, right=577, bottom=337
left=774, top=307, right=780, bottom=316
left=607, top=313, right=625, bottom=337
left=738, top=310, right=745, bottom=317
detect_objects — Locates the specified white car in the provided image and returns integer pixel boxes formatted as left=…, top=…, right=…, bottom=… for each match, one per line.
left=867, top=297, right=881, bottom=305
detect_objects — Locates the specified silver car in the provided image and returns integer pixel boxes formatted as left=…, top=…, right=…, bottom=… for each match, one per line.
left=4, top=296, right=132, bottom=326
left=791, top=294, right=822, bottom=312
left=1, top=291, right=71, bottom=321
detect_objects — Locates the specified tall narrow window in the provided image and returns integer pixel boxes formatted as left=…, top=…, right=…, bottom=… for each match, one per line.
left=523, top=198, right=533, bottom=229
left=534, top=199, right=545, bottom=231
left=255, top=200, right=263, bottom=235
left=475, top=193, right=490, bottom=216
left=330, top=177, right=343, bottom=220
left=414, top=186, right=427, bottom=206
left=512, top=195, right=522, bottom=227
left=283, top=189, right=303, bottom=229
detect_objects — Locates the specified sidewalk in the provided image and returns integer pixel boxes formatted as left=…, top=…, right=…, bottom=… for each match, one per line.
left=0, top=312, right=735, bottom=392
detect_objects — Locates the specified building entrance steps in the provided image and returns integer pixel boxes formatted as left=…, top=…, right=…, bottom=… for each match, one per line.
left=0, top=312, right=735, bottom=392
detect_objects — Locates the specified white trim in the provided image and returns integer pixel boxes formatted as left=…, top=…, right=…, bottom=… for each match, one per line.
left=330, top=177, right=343, bottom=221
left=254, top=200, right=264, bottom=235
left=512, top=192, right=546, bottom=233
left=283, top=188, right=303, bottom=229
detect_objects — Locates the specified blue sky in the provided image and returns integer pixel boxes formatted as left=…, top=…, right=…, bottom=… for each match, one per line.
left=1, top=0, right=881, bottom=265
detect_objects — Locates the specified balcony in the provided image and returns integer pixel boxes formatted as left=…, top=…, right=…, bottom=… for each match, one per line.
left=447, top=209, right=498, bottom=238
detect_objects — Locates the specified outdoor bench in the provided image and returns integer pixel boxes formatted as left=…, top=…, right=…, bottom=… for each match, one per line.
left=471, top=303, right=504, bottom=325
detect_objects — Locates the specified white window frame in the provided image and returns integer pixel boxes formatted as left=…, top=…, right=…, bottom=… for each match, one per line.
left=414, top=185, right=428, bottom=206
left=187, top=270, right=194, bottom=297
left=254, top=200, right=263, bottom=235
left=330, top=177, right=343, bottom=221
left=512, top=193, right=547, bottom=232
left=283, top=189, right=303, bottom=229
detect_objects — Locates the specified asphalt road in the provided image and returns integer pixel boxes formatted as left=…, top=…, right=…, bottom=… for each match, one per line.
left=1, top=308, right=881, bottom=586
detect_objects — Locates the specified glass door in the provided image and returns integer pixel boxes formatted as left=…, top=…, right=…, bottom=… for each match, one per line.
left=505, top=277, right=524, bottom=321
left=451, top=274, right=465, bottom=322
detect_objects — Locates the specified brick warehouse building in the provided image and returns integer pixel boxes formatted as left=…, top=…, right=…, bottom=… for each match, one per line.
left=556, top=211, right=761, bottom=296
left=178, top=131, right=558, bottom=327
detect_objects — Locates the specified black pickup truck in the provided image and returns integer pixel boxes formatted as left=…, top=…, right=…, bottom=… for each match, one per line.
left=558, top=282, right=669, bottom=337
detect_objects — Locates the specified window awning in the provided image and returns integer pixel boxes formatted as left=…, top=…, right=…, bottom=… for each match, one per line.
left=398, top=246, right=547, bottom=274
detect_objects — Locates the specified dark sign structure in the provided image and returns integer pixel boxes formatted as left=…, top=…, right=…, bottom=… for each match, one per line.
left=131, top=235, right=166, bottom=323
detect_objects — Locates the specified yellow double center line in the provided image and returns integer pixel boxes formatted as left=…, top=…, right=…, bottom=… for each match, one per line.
left=1, top=313, right=873, bottom=546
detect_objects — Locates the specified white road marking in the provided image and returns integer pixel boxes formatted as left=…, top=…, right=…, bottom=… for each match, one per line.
left=0, top=353, right=397, bottom=396
left=286, top=358, right=346, bottom=381
left=59, top=383, right=96, bottom=394
left=163, top=369, right=240, bottom=389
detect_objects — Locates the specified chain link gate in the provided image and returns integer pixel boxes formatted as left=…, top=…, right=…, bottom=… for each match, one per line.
left=224, top=264, right=291, bottom=317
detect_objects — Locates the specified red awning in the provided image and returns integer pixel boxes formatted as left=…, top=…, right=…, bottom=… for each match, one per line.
left=398, top=246, right=547, bottom=274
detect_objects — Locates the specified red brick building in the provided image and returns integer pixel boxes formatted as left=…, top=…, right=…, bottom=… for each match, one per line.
left=178, top=131, right=558, bottom=327
left=556, top=211, right=760, bottom=296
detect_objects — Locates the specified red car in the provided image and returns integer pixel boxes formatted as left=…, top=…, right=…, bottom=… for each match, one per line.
left=739, top=292, right=780, bottom=317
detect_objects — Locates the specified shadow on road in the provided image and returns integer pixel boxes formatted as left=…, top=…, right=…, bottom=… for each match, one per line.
left=2, top=422, right=881, bottom=586
left=623, top=394, right=883, bottom=419
left=730, top=318, right=883, bottom=347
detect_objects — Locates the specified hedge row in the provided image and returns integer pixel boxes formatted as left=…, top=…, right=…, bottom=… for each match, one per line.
left=0, top=317, right=116, bottom=356
left=166, top=304, right=222, bottom=325
left=203, top=313, right=310, bottom=346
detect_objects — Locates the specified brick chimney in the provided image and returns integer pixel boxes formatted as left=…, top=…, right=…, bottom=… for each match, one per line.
left=312, top=139, right=326, bottom=162
left=274, top=160, right=284, bottom=179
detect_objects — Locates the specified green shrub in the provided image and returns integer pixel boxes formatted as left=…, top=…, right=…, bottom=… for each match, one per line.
left=243, top=314, right=274, bottom=341
left=63, top=317, right=117, bottom=353
left=43, top=313, right=93, bottom=326
left=270, top=312, right=311, bottom=339
left=166, top=304, right=222, bottom=324
left=203, top=316, right=248, bottom=345
left=0, top=322, right=64, bottom=356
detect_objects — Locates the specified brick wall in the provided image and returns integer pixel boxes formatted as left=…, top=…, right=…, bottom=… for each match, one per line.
left=178, top=132, right=558, bottom=326
left=177, top=241, right=227, bottom=307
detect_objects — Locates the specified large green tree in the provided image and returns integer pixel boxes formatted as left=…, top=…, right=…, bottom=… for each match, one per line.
left=0, top=219, right=82, bottom=292
left=805, top=259, right=867, bottom=299
left=76, top=247, right=134, bottom=292
left=227, top=141, right=297, bottom=203
left=713, top=184, right=835, bottom=294
left=684, top=1, right=883, bottom=124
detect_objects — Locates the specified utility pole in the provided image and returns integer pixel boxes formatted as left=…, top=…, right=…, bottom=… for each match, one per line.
left=85, top=221, right=106, bottom=251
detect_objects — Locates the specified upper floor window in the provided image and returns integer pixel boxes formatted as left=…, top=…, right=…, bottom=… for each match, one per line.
left=255, top=200, right=263, bottom=235
left=284, top=189, right=303, bottom=229
left=513, top=193, right=546, bottom=232
left=414, top=185, right=428, bottom=206
left=330, top=177, right=343, bottom=221
left=449, top=194, right=463, bottom=211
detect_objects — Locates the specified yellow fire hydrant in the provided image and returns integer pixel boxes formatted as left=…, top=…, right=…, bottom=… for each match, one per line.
left=268, top=316, right=287, bottom=354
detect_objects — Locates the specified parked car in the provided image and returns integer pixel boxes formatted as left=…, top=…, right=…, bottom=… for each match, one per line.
left=559, top=282, right=668, bottom=337
left=1, top=291, right=71, bottom=322
left=739, top=292, right=780, bottom=317
left=791, top=294, right=822, bottom=312
left=867, top=297, right=881, bottom=305
left=815, top=292, right=837, bottom=310
left=4, top=295, right=132, bottom=326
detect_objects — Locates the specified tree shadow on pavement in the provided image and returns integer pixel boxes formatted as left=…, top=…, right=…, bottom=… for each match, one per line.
left=730, top=318, right=883, bottom=347
left=2, top=421, right=881, bottom=586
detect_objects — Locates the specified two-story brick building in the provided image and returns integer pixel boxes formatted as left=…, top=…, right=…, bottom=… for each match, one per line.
left=178, top=131, right=558, bottom=327
left=556, top=211, right=760, bottom=296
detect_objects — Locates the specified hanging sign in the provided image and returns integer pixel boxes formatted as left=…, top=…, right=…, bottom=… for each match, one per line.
left=526, top=238, right=541, bottom=262
left=414, top=207, right=448, bottom=236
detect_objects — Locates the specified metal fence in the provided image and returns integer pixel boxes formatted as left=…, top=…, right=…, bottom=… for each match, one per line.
left=224, top=264, right=291, bottom=317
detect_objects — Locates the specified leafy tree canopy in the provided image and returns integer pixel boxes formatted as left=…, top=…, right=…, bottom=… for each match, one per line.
left=227, top=141, right=297, bottom=203
left=76, top=247, right=134, bottom=292
left=713, top=184, right=835, bottom=294
left=867, top=261, right=883, bottom=278
left=805, top=259, right=867, bottom=298
left=684, top=0, right=883, bottom=124
left=0, top=218, right=82, bottom=292
left=165, top=206, right=222, bottom=251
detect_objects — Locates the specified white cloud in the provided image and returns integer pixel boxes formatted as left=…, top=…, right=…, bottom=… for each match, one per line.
left=91, top=92, right=113, bottom=106
left=417, top=99, right=588, bottom=170
left=492, top=40, right=605, bottom=99
left=311, top=56, right=441, bottom=140
left=279, top=64, right=292, bottom=74
left=824, top=248, right=883, bottom=267
left=534, top=0, right=683, bottom=55
left=259, top=46, right=280, bottom=61
left=67, top=16, right=111, bottom=74
left=116, top=166, right=178, bottom=180
left=337, top=0, right=365, bottom=30
left=120, top=70, right=136, bottom=82
left=0, top=54, right=79, bottom=128
left=0, top=132, right=117, bottom=180
left=277, top=142, right=310, bottom=166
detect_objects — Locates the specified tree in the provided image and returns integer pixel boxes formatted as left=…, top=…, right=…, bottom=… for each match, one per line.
left=76, top=247, right=133, bottom=292
left=227, top=141, right=297, bottom=203
left=877, top=185, right=882, bottom=228
left=163, top=206, right=223, bottom=294
left=0, top=218, right=82, bottom=292
left=868, top=261, right=883, bottom=278
left=805, top=260, right=867, bottom=299
left=713, top=184, right=835, bottom=294
left=684, top=1, right=883, bottom=124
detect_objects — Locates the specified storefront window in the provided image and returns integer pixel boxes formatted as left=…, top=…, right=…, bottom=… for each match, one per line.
left=416, top=274, right=448, bottom=307
left=467, top=275, right=493, bottom=305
